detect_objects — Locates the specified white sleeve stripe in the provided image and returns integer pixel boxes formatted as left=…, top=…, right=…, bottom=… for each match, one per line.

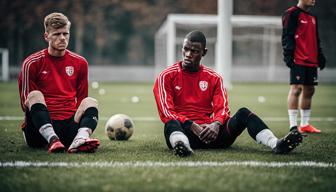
left=22, top=50, right=44, bottom=64
left=21, top=53, right=44, bottom=102
left=158, top=70, right=172, bottom=118
left=68, top=51, right=87, bottom=61
left=161, top=70, right=178, bottom=119
left=158, top=67, right=177, bottom=119
left=157, top=71, right=168, bottom=117
left=219, top=77, right=229, bottom=116
left=203, top=68, right=229, bottom=116
left=23, top=58, right=37, bottom=100
left=157, top=66, right=179, bottom=119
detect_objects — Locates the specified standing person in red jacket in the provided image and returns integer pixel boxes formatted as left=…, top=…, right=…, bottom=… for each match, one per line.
left=153, top=30, right=303, bottom=157
left=18, top=12, right=100, bottom=153
left=282, top=0, right=326, bottom=133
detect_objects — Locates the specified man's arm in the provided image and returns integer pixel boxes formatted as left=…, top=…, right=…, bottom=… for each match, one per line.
left=153, top=72, right=188, bottom=124
left=316, top=18, right=326, bottom=70
left=199, top=76, right=229, bottom=143
left=18, top=58, right=39, bottom=112
left=282, top=9, right=300, bottom=68
left=76, top=60, right=89, bottom=107
left=212, top=76, right=230, bottom=125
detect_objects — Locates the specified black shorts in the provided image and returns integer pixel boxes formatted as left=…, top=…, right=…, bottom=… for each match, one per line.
left=290, top=65, right=318, bottom=85
left=22, top=111, right=79, bottom=148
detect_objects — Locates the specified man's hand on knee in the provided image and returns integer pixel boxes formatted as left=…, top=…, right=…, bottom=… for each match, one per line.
left=199, top=121, right=221, bottom=144
left=190, top=122, right=203, bottom=137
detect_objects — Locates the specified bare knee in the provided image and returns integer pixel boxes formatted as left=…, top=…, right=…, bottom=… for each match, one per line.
left=27, top=91, right=46, bottom=109
left=289, top=85, right=302, bottom=97
left=302, top=86, right=315, bottom=98
left=80, top=97, right=98, bottom=110
left=74, top=97, right=98, bottom=123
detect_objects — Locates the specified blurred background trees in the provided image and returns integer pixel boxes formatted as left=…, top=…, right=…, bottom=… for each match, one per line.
left=0, top=0, right=335, bottom=67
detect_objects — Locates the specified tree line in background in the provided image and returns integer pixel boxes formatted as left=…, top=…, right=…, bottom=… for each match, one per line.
left=1, top=0, right=335, bottom=67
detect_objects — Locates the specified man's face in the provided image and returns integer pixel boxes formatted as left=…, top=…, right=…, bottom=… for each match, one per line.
left=44, top=25, right=70, bottom=51
left=181, top=39, right=206, bottom=72
left=301, top=0, right=315, bottom=7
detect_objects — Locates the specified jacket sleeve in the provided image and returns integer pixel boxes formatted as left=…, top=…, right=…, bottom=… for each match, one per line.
left=212, top=76, right=230, bottom=125
left=76, top=59, right=89, bottom=107
left=18, top=59, right=39, bottom=112
left=153, top=72, right=188, bottom=124
left=282, top=9, right=299, bottom=67
left=315, top=18, right=326, bottom=69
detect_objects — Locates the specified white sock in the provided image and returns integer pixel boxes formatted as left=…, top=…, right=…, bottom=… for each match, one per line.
left=288, top=109, right=298, bottom=128
left=39, top=123, right=57, bottom=143
left=256, top=129, right=278, bottom=149
left=75, top=127, right=92, bottom=140
left=300, top=109, right=311, bottom=126
left=169, top=131, right=190, bottom=148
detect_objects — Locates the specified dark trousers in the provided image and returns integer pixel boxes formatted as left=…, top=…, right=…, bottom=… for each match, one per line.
left=164, top=107, right=268, bottom=149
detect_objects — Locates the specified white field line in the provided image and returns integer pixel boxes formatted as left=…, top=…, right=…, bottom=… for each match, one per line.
left=0, top=116, right=335, bottom=122
left=0, top=161, right=335, bottom=169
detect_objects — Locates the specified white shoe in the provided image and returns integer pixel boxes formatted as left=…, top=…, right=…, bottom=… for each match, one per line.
left=68, top=137, right=100, bottom=153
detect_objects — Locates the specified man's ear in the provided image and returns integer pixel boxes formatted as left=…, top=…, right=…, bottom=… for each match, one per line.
left=44, top=32, right=49, bottom=42
left=202, top=48, right=208, bottom=57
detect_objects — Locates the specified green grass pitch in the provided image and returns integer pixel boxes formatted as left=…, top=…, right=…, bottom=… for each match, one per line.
left=0, top=82, right=335, bottom=192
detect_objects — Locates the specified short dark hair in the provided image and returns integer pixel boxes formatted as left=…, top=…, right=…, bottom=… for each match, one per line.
left=184, top=30, right=206, bottom=49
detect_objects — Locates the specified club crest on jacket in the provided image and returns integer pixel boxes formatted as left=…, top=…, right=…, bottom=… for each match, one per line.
left=199, top=81, right=208, bottom=91
left=65, top=66, right=74, bottom=76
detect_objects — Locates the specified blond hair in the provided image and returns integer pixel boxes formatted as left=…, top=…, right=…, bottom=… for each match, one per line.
left=44, top=12, right=71, bottom=32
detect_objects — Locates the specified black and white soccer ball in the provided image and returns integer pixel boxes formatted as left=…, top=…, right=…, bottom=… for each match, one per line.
left=105, top=114, right=134, bottom=140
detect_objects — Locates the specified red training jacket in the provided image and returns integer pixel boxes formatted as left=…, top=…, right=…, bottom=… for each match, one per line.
left=153, top=62, right=230, bottom=126
left=282, top=6, right=324, bottom=68
left=18, top=49, right=88, bottom=120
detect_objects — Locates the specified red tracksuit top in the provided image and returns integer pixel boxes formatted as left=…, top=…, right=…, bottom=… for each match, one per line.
left=282, top=6, right=323, bottom=67
left=153, top=62, right=230, bottom=125
left=18, top=49, right=88, bottom=120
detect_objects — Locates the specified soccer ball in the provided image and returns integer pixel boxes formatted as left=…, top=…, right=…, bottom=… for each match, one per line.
left=105, top=114, right=134, bottom=140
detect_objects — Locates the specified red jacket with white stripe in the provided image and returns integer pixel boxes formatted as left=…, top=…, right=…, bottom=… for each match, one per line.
left=153, top=62, right=230, bottom=125
left=18, top=49, right=88, bottom=120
